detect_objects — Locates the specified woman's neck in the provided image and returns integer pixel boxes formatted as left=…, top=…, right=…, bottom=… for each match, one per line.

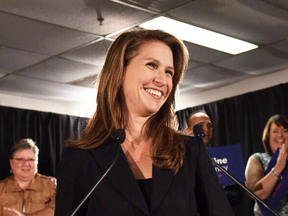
left=15, top=176, right=33, bottom=190
left=123, top=115, right=153, bottom=179
left=125, top=115, right=149, bottom=146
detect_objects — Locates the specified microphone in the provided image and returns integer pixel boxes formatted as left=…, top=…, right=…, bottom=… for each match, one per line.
left=115, top=128, right=126, bottom=144
left=70, top=129, right=126, bottom=216
left=193, top=124, right=279, bottom=216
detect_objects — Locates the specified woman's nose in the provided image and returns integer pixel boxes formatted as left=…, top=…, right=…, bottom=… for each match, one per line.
left=153, top=70, right=167, bottom=86
left=277, top=131, right=284, bottom=137
left=22, top=160, right=30, bottom=165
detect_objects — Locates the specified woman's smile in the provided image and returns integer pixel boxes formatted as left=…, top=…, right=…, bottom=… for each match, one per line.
left=144, top=88, right=163, bottom=98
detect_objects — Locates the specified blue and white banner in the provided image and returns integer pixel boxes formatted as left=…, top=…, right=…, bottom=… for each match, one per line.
left=258, top=148, right=288, bottom=216
left=207, top=143, right=245, bottom=186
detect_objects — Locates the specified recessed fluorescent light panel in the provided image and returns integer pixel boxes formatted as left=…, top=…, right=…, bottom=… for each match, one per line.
left=139, top=16, right=258, bottom=55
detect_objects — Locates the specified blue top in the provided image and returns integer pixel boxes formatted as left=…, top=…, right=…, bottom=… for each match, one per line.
left=253, top=152, right=288, bottom=216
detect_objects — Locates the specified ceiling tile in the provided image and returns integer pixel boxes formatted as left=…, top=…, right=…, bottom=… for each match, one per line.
left=0, top=46, right=49, bottom=74
left=111, top=0, right=193, bottom=14
left=0, top=73, right=7, bottom=79
left=61, top=39, right=112, bottom=66
left=16, top=57, right=100, bottom=83
left=262, top=0, right=288, bottom=10
left=179, top=83, right=206, bottom=95
left=167, top=0, right=288, bottom=44
left=0, top=75, right=95, bottom=102
left=0, top=0, right=153, bottom=35
left=184, top=42, right=231, bottom=63
left=0, top=12, right=100, bottom=55
left=187, top=60, right=202, bottom=69
left=179, top=82, right=191, bottom=89
left=214, top=47, right=288, bottom=75
left=70, top=75, right=98, bottom=89
left=183, top=65, right=250, bottom=88
left=271, top=39, right=288, bottom=53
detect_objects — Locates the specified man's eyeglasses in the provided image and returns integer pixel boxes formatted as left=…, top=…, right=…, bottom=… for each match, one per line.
left=13, top=158, right=36, bottom=164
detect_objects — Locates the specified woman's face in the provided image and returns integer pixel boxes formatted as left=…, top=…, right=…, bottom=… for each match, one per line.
left=10, top=149, right=37, bottom=181
left=269, top=122, right=288, bottom=153
left=122, top=41, right=174, bottom=117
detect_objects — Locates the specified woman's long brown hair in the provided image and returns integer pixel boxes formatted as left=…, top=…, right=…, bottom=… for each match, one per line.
left=66, top=29, right=189, bottom=174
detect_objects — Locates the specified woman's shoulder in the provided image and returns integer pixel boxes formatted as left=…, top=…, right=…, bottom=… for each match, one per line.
left=182, top=134, right=197, bottom=142
left=252, top=152, right=270, bottom=162
left=0, top=175, right=19, bottom=194
left=60, top=137, right=116, bottom=166
left=182, top=134, right=199, bottom=148
left=0, top=175, right=14, bottom=186
left=181, top=134, right=201, bottom=158
left=31, top=173, right=57, bottom=190
left=63, top=135, right=114, bottom=152
left=35, top=173, right=56, bottom=182
left=63, top=145, right=88, bottom=154
left=252, top=152, right=267, bottom=157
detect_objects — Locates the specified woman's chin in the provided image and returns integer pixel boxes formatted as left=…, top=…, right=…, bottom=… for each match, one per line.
left=144, top=103, right=164, bottom=115
left=18, top=172, right=34, bottom=180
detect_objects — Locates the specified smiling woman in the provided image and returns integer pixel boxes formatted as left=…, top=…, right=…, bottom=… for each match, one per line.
left=0, top=139, right=56, bottom=216
left=55, top=29, right=234, bottom=216
left=245, top=115, right=288, bottom=216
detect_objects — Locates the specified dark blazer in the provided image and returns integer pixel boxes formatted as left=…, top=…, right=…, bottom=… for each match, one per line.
left=55, top=135, right=234, bottom=216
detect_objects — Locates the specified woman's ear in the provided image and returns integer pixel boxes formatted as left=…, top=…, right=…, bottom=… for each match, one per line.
left=9, top=159, right=14, bottom=171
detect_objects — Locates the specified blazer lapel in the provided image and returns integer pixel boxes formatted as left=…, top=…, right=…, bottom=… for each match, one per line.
left=150, top=165, right=174, bottom=214
left=89, top=138, right=149, bottom=216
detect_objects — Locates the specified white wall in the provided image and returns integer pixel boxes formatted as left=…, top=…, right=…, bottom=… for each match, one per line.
left=1, top=68, right=287, bottom=117
left=175, top=68, right=288, bottom=111
left=0, top=93, right=95, bottom=118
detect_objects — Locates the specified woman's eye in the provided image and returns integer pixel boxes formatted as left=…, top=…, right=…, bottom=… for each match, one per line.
left=166, top=70, right=174, bottom=76
left=146, top=62, right=157, bottom=68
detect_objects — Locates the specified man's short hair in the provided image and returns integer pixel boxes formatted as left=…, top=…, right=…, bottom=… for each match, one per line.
left=186, top=110, right=208, bottom=128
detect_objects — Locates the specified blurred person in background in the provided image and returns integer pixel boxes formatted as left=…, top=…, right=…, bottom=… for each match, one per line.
left=245, top=114, right=288, bottom=215
left=0, top=139, right=56, bottom=216
left=186, top=110, right=242, bottom=207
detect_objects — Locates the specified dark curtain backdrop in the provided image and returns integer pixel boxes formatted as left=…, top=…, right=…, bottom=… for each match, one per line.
left=0, top=105, right=88, bottom=181
left=176, top=82, right=288, bottom=216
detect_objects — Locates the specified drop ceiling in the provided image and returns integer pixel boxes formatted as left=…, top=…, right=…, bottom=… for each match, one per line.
left=0, top=0, right=288, bottom=103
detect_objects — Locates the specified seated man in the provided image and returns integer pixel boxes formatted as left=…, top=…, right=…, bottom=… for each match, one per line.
left=185, top=110, right=242, bottom=207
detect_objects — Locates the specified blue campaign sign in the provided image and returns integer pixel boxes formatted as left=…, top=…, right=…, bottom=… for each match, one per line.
left=258, top=148, right=288, bottom=216
left=207, top=143, right=245, bottom=186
